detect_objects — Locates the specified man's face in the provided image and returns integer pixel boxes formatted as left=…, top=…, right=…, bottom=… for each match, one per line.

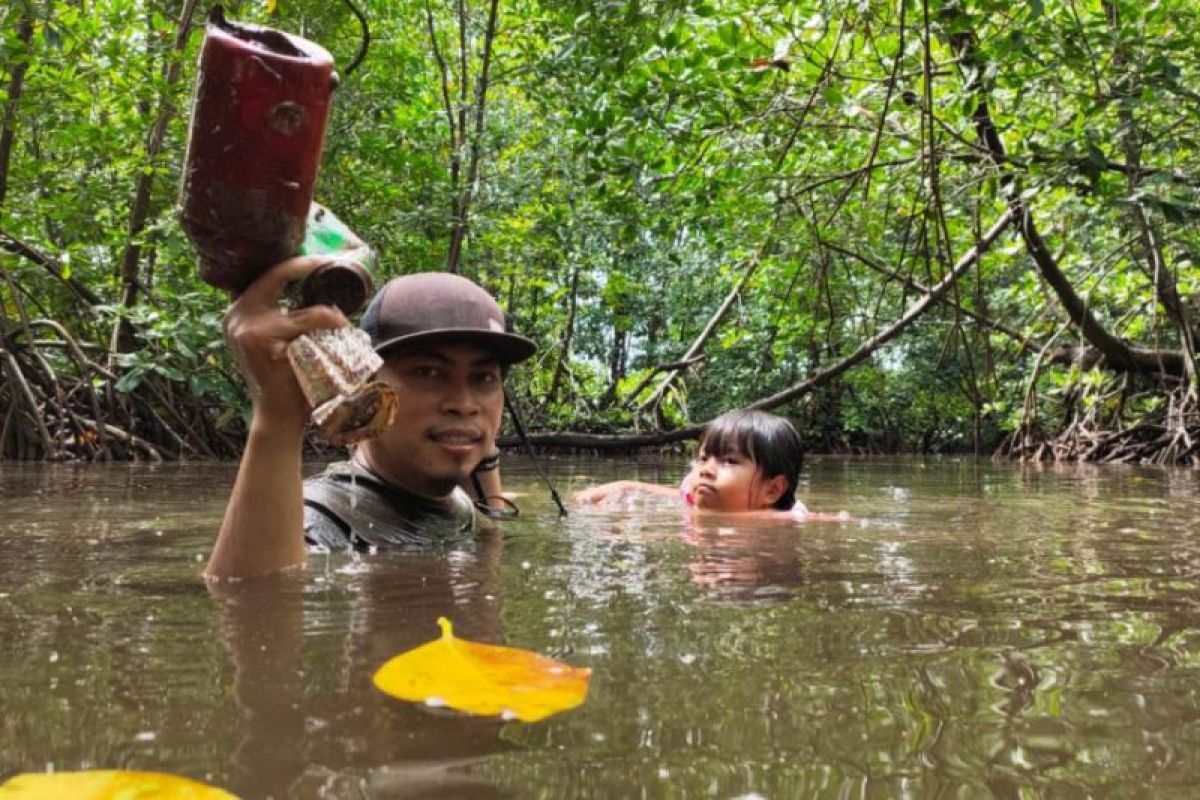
left=363, top=342, right=504, bottom=497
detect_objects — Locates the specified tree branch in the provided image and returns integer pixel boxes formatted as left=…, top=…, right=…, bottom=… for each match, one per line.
left=446, top=0, right=500, bottom=273
left=749, top=209, right=1015, bottom=411
left=0, top=227, right=102, bottom=305
left=0, top=8, right=34, bottom=208
left=946, top=19, right=1183, bottom=378
left=635, top=247, right=767, bottom=414
left=820, top=238, right=1038, bottom=354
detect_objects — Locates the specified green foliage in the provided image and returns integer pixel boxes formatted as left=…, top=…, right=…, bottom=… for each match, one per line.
left=4, top=0, right=1200, bottom=455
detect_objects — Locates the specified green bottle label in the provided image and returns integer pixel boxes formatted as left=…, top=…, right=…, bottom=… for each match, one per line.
left=291, top=202, right=376, bottom=314
left=298, top=203, right=374, bottom=270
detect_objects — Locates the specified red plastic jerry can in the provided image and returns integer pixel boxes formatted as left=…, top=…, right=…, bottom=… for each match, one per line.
left=179, top=6, right=337, bottom=294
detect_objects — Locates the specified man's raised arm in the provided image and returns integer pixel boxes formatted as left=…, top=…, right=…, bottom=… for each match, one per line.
left=206, top=257, right=346, bottom=580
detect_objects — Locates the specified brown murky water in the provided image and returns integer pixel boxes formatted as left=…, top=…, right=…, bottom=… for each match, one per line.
left=2, top=457, right=1199, bottom=798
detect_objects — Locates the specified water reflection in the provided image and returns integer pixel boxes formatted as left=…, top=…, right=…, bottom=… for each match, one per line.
left=3, top=459, right=1200, bottom=796
left=212, top=534, right=514, bottom=799
left=680, top=518, right=808, bottom=601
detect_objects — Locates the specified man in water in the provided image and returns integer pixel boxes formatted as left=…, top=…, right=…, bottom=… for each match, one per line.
left=206, top=256, right=536, bottom=579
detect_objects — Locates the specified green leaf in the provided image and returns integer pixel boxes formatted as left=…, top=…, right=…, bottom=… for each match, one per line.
left=115, top=370, right=144, bottom=394
left=155, top=365, right=185, bottom=381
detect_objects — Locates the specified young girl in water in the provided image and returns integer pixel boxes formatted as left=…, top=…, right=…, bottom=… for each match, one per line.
left=575, top=409, right=809, bottom=516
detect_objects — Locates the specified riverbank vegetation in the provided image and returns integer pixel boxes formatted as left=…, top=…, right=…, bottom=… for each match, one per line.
left=2, top=0, right=1199, bottom=463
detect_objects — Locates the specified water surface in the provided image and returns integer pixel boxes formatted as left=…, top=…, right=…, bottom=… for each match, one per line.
left=1, top=457, right=1199, bottom=798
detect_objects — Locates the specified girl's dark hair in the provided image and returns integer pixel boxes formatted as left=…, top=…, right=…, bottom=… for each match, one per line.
left=698, top=409, right=804, bottom=510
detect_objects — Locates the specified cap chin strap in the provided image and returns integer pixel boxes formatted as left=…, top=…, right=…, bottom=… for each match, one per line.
left=469, top=470, right=521, bottom=520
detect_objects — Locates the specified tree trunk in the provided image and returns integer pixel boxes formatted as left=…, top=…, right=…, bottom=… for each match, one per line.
left=440, top=0, right=500, bottom=274
left=0, top=6, right=34, bottom=210
left=540, top=265, right=580, bottom=413
left=1105, top=0, right=1200, bottom=396
left=108, top=0, right=200, bottom=358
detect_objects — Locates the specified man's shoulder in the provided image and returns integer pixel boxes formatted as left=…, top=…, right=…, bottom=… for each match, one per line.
left=302, top=461, right=478, bottom=550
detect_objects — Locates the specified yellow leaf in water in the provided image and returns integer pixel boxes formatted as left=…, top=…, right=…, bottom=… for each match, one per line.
left=265, top=0, right=278, bottom=14
left=373, top=617, right=591, bottom=722
left=0, top=771, right=238, bottom=799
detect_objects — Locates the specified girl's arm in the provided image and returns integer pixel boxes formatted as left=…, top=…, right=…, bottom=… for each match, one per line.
left=573, top=480, right=678, bottom=505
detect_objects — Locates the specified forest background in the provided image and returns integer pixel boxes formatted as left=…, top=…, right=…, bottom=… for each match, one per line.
left=2, top=0, right=1199, bottom=463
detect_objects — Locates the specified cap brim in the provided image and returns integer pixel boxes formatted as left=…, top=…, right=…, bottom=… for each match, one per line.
left=373, top=329, right=537, bottom=364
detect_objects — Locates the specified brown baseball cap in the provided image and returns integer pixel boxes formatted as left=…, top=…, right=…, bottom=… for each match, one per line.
left=360, top=272, right=537, bottom=364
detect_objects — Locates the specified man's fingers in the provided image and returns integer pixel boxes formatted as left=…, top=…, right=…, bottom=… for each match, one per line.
left=233, top=255, right=332, bottom=311
left=224, top=304, right=346, bottom=356
left=280, top=305, right=349, bottom=338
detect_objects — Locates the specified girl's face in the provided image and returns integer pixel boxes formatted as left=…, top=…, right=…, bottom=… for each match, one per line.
left=690, top=446, right=785, bottom=512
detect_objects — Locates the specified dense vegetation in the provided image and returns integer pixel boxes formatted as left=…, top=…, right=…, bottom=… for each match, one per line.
left=2, top=0, right=1199, bottom=462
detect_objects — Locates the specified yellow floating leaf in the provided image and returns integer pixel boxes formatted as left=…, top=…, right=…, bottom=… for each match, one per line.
left=373, top=617, right=591, bottom=723
left=0, top=770, right=237, bottom=799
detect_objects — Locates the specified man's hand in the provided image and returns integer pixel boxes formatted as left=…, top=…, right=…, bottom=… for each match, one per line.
left=223, top=255, right=348, bottom=430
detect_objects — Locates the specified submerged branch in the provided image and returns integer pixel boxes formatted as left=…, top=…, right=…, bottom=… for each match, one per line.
left=498, top=426, right=701, bottom=451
